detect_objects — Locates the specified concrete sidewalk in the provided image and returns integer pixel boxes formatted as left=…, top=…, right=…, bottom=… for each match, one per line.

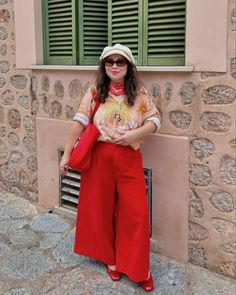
left=0, top=191, right=235, bottom=295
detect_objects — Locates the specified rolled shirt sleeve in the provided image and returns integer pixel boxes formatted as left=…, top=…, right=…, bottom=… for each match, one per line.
left=73, top=113, right=89, bottom=126
left=144, top=116, right=161, bottom=131
left=142, top=92, right=161, bottom=132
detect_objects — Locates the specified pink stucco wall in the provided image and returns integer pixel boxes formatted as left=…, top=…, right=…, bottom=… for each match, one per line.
left=185, top=0, right=228, bottom=71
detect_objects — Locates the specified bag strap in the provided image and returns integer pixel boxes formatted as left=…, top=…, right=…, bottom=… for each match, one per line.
left=90, top=100, right=100, bottom=123
left=89, top=87, right=100, bottom=123
left=91, top=101, right=100, bottom=121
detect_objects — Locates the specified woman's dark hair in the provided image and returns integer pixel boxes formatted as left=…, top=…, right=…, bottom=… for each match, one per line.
left=95, top=58, right=141, bottom=106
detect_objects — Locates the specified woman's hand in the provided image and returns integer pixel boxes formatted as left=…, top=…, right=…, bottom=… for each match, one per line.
left=114, top=129, right=140, bottom=146
left=59, top=121, right=85, bottom=176
left=59, top=155, right=70, bottom=176
left=114, top=122, right=156, bottom=146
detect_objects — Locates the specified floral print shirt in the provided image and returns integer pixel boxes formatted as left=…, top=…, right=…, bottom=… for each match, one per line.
left=73, top=85, right=161, bottom=150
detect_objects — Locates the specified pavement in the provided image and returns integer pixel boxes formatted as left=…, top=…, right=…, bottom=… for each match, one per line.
left=0, top=190, right=235, bottom=295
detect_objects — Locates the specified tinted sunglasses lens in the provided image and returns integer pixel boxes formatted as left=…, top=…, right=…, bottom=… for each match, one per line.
left=105, top=59, right=114, bottom=67
left=116, top=59, right=127, bottom=67
left=105, top=59, right=127, bottom=67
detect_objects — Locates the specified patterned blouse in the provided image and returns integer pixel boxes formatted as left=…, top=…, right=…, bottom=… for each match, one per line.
left=73, top=85, right=161, bottom=150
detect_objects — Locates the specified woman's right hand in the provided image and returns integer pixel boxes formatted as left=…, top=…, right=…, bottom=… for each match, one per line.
left=59, top=155, right=70, bottom=176
left=59, top=121, right=85, bottom=176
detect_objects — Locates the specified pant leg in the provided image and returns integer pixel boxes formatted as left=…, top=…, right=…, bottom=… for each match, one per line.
left=74, top=142, right=117, bottom=265
left=115, top=147, right=150, bottom=282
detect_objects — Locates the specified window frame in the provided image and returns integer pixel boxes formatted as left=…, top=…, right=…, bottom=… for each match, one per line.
left=42, top=0, right=186, bottom=67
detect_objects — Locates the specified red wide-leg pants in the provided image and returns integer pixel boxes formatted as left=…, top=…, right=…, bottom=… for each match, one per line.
left=74, top=141, right=150, bottom=282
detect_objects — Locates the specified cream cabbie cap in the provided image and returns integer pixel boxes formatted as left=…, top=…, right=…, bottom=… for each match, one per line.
left=100, top=43, right=135, bottom=64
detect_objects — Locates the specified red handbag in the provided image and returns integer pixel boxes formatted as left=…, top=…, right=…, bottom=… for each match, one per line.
left=67, top=100, right=101, bottom=171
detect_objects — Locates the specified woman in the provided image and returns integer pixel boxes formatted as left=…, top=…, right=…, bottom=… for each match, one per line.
left=59, top=44, right=161, bottom=292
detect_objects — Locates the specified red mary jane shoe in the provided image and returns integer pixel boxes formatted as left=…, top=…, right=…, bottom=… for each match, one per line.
left=139, top=274, right=154, bottom=292
left=107, top=267, right=121, bottom=281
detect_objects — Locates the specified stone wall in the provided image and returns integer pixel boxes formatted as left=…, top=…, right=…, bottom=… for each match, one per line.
left=0, top=0, right=235, bottom=279
left=185, top=0, right=235, bottom=279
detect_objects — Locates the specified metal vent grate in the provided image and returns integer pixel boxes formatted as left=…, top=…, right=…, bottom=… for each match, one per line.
left=144, top=167, right=152, bottom=235
left=59, top=150, right=152, bottom=234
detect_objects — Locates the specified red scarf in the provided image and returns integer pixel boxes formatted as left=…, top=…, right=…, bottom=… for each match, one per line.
left=109, top=82, right=125, bottom=96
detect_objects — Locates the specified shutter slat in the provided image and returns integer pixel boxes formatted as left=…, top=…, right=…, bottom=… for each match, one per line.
left=83, top=7, right=108, bottom=12
left=48, top=12, right=72, bottom=18
left=149, top=48, right=184, bottom=53
left=112, top=4, right=138, bottom=12
left=147, top=0, right=185, bottom=66
left=149, top=4, right=185, bottom=13
left=83, top=16, right=107, bottom=22
left=49, top=22, right=72, bottom=28
left=149, top=29, right=185, bottom=35
left=112, top=0, right=138, bottom=5
left=49, top=16, right=72, bottom=23
left=112, top=22, right=138, bottom=28
left=149, top=23, right=185, bottom=30
left=48, top=3, right=72, bottom=9
left=49, top=31, right=72, bottom=36
left=112, top=32, right=139, bottom=38
left=149, top=17, right=185, bottom=24
left=48, top=0, right=72, bottom=3
left=49, top=35, right=72, bottom=40
left=84, top=22, right=107, bottom=27
left=49, top=52, right=73, bottom=56
left=85, top=2, right=109, bottom=8
left=48, top=7, right=71, bottom=13
left=84, top=32, right=107, bottom=37
left=83, top=26, right=107, bottom=31
left=84, top=45, right=107, bottom=50
left=49, top=41, right=73, bottom=46
left=149, top=41, right=185, bottom=47
left=49, top=47, right=73, bottom=51
left=112, top=38, right=140, bottom=43
left=149, top=0, right=185, bottom=6
left=113, top=15, right=139, bottom=22
left=149, top=36, right=185, bottom=41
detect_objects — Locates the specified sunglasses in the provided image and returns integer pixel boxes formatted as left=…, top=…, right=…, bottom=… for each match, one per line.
left=104, top=58, right=128, bottom=67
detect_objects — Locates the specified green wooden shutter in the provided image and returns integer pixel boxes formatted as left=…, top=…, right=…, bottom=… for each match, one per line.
left=43, top=0, right=77, bottom=65
left=146, top=0, right=186, bottom=66
left=108, top=0, right=142, bottom=65
left=79, top=0, right=108, bottom=65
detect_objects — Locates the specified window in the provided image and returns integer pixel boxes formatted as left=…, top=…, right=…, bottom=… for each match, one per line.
left=42, top=0, right=186, bottom=66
